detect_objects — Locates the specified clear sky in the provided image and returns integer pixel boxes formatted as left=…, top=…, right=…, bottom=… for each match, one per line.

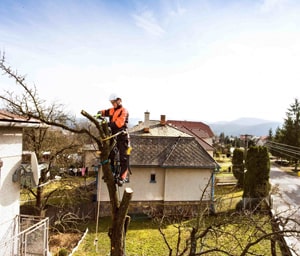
left=0, top=0, right=299, bottom=124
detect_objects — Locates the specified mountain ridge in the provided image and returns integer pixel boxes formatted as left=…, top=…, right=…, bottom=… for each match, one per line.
left=128, top=117, right=283, bottom=137
left=208, top=117, right=283, bottom=137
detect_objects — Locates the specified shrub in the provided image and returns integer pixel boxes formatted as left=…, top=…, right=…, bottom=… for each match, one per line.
left=58, top=248, right=69, bottom=256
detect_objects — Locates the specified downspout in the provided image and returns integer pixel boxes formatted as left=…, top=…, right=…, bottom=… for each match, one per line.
left=210, top=163, right=219, bottom=215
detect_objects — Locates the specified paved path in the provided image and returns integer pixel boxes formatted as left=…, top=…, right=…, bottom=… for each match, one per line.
left=270, top=165, right=300, bottom=256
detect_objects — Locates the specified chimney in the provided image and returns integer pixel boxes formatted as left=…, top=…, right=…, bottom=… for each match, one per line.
left=160, top=115, right=166, bottom=126
left=144, top=111, right=150, bottom=133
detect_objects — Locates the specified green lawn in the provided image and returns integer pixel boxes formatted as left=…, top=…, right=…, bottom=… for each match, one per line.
left=215, top=156, right=232, bottom=172
left=24, top=174, right=281, bottom=256
left=70, top=184, right=278, bottom=256
left=71, top=212, right=279, bottom=256
left=72, top=217, right=170, bottom=256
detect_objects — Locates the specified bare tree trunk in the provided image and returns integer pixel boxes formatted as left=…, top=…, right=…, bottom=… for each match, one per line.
left=81, top=110, right=133, bottom=256
left=35, top=185, right=43, bottom=216
left=109, top=188, right=133, bottom=256
left=189, top=227, right=197, bottom=256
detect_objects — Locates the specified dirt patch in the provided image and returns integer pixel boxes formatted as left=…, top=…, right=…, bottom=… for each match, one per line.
left=49, top=232, right=82, bottom=255
left=274, top=164, right=299, bottom=176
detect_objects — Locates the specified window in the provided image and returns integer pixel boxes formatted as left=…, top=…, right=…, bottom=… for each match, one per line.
left=150, top=173, right=156, bottom=183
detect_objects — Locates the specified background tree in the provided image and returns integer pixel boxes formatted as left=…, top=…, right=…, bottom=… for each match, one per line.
left=0, top=54, right=132, bottom=256
left=22, top=126, right=84, bottom=216
left=271, top=127, right=285, bottom=159
left=275, top=98, right=300, bottom=171
left=268, top=128, right=273, bottom=141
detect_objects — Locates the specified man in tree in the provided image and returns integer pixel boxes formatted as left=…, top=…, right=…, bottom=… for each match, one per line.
left=98, top=93, right=130, bottom=186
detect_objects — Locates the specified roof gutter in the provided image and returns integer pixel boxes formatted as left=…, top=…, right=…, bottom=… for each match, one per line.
left=0, top=121, right=48, bottom=128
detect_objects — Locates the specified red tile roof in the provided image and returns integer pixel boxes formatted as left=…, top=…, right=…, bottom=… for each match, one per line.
left=166, top=120, right=215, bottom=138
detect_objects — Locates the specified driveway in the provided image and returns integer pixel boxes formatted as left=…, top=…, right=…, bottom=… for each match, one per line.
left=270, top=165, right=300, bottom=255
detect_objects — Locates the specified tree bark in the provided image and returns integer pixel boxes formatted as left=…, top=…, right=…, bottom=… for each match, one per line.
left=81, top=110, right=133, bottom=255
left=110, top=188, right=133, bottom=256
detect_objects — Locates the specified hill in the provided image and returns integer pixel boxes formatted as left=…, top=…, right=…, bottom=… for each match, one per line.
left=208, top=118, right=282, bottom=137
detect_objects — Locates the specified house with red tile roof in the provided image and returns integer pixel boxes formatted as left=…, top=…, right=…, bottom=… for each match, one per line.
left=91, top=112, right=219, bottom=216
left=166, top=119, right=215, bottom=157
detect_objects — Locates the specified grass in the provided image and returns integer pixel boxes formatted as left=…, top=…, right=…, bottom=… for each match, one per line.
left=214, top=184, right=243, bottom=212
left=20, top=176, right=95, bottom=205
left=71, top=212, right=279, bottom=256
left=273, top=162, right=300, bottom=177
left=216, top=158, right=232, bottom=172
left=24, top=161, right=281, bottom=256
left=70, top=217, right=172, bottom=256
left=70, top=185, right=277, bottom=256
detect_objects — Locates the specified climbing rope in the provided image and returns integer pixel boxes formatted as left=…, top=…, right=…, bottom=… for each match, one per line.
left=94, top=158, right=116, bottom=252
left=102, top=130, right=127, bottom=141
left=94, top=164, right=102, bottom=252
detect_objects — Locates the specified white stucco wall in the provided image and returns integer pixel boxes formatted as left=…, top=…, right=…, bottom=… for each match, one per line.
left=0, top=128, right=23, bottom=242
left=97, top=166, right=212, bottom=202
left=97, top=167, right=165, bottom=201
left=127, top=167, right=165, bottom=201
left=164, top=168, right=212, bottom=201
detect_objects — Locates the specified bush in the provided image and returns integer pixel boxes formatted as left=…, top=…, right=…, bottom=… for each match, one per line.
left=232, top=148, right=244, bottom=187
left=58, top=248, right=69, bottom=256
left=243, top=146, right=271, bottom=210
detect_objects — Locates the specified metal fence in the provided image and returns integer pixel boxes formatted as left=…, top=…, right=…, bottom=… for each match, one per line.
left=0, top=214, right=49, bottom=256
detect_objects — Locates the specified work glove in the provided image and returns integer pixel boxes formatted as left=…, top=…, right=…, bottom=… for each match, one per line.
left=94, top=112, right=102, bottom=119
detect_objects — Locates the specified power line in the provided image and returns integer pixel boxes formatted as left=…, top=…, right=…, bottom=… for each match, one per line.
left=267, top=141, right=300, bottom=150
left=265, top=141, right=300, bottom=160
left=266, top=142, right=300, bottom=156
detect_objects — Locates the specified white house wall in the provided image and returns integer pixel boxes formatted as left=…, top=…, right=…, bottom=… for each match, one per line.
left=97, top=167, right=211, bottom=202
left=0, top=127, right=23, bottom=242
left=165, top=168, right=211, bottom=201
left=127, top=167, right=165, bottom=201
left=97, top=167, right=165, bottom=201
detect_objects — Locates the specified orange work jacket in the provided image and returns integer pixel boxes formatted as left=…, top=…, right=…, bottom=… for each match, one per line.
left=101, top=105, right=128, bottom=134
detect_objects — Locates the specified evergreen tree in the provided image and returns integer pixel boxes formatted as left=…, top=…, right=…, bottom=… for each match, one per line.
left=232, top=148, right=244, bottom=187
left=275, top=98, right=300, bottom=171
left=243, top=146, right=271, bottom=210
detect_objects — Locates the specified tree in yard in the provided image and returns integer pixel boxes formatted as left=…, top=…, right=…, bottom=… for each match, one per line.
left=232, top=148, right=244, bottom=188
left=0, top=54, right=132, bottom=256
left=242, top=146, right=271, bottom=210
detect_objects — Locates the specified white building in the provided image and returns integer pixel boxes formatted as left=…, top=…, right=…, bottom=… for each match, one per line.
left=84, top=112, right=220, bottom=217
left=0, top=110, right=49, bottom=256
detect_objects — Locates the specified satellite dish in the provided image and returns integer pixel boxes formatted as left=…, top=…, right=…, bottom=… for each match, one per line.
left=31, top=152, right=40, bottom=186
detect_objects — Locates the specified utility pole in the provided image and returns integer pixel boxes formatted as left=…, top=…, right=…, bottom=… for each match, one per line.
left=240, top=134, right=252, bottom=159
left=240, top=134, right=252, bottom=210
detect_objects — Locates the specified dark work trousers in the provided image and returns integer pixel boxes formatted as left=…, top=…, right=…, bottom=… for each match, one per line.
left=109, top=133, right=129, bottom=180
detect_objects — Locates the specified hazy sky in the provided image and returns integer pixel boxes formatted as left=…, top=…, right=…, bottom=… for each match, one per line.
left=1, top=0, right=299, bottom=124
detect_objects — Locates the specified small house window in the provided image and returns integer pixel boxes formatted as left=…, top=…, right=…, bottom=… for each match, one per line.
left=150, top=173, right=156, bottom=183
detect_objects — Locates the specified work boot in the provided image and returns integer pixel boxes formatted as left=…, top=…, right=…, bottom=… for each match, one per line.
left=116, top=177, right=126, bottom=187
